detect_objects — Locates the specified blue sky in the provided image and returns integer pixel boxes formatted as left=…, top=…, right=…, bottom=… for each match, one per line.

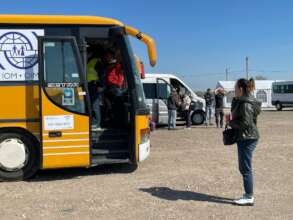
left=2, top=0, right=293, bottom=90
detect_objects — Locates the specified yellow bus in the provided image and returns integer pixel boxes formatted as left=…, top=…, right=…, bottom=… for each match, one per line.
left=0, top=15, right=156, bottom=180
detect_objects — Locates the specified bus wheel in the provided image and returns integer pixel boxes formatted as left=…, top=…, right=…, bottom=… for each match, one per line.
left=191, top=111, right=205, bottom=125
left=276, top=102, right=283, bottom=111
left=0, top=133, right=39, bottom=181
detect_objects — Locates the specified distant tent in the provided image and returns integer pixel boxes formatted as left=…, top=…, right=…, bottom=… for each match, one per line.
left=216, top=80, right=275, bottom=108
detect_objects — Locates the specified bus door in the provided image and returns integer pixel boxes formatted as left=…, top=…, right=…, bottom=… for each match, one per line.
left=156, top=78, right=172, bottom=124
left=38, top=36, right=91, bottom=169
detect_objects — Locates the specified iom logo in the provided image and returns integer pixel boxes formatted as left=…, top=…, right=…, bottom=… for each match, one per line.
left=0, top=31, right=38, bottom=70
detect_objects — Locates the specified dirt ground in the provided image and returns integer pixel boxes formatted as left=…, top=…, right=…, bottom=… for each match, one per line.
left=1, top=110, right=293, bottom=220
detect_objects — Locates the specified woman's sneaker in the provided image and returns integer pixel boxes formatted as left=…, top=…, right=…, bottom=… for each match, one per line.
left=234, top=195, right=254, bottom=206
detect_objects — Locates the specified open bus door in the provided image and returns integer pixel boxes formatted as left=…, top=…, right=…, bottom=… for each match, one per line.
left=38, top=36, right=91, bottom=169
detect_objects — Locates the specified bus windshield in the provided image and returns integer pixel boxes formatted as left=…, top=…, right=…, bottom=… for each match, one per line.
left=124, top=36, right=147, bottom=109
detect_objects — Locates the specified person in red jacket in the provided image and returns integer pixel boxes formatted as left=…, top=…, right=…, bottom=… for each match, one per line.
left=103, top=50, right=127, bottom=127
left=105, top=51, right=125, bottom=89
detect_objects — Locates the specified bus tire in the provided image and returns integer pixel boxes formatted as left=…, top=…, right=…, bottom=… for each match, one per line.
left=276, top=102, right=283, bottom=111
left=0, top=133, right=39, bottom=181
left=191, top=111, right=205, bottom=125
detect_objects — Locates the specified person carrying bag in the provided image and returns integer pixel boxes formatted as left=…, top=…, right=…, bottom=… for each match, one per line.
left=224, top=78, right=261, bottom=206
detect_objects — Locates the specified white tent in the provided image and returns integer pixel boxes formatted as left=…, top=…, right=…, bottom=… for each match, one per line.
left=216, top=80, right=275, bottom=108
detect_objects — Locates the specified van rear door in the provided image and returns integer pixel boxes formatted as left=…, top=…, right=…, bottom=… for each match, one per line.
left=38, top=36, right=90, bottom=169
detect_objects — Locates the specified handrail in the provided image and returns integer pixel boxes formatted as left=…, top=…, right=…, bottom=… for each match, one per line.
left=125, top=26, right=157, bottom=67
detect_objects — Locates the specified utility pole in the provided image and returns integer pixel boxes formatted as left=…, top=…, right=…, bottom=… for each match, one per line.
left=245, top=56, right=249, bottom=79
left=225, top=68, right=229, bottom=81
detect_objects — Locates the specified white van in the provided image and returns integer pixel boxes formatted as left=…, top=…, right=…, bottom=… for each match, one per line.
left=272, top=81, right=293, bottom=110
left=142, top=73, right=206, bottom=125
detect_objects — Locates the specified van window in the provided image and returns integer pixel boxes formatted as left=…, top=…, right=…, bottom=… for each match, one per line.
left=157, top=83, right=169, bottom=99
left=143, top=83, right=156, bottom=99
left=170, top=78, right=187, bottom=96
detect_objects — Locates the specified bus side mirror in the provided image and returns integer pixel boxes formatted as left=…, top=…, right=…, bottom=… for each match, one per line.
left=125, top=26, right=157, bottom=67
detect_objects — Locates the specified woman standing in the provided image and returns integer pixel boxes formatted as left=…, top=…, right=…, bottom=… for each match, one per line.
left=214, top=88, right=225, bottom=128
left=229, top=78, right=261, bottom=206
left=182, top=94, right=192, bottom=129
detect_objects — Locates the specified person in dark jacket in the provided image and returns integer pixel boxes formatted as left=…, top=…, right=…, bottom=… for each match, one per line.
left=229, top=78, right=261, bottom=206
left=214, top=88, right=225, bottom=128
left=167, top=88, right=180, bottom=130
left=204, top=88, right=215, bottom=126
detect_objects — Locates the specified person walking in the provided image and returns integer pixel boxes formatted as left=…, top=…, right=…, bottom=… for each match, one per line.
left=167, top=88, right=180, bottom=130
left=182, top=94, right=192, bottom=129
left=204, top=88, right=215, bottom=126
left=228, top=78, right=261, bottom=206
left=215, top=88, right=225, bottom=128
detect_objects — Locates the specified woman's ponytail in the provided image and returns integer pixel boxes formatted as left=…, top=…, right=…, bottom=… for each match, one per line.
left=248, top=78, right=255, bottom=94
left=236, top=78, right=255, bottom=96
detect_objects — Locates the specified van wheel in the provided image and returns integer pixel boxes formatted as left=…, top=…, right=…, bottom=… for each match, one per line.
left=191, top=111, right=205, bottom=125
left=276, top=102, right=283, bottom=111
left=0, top=133, right=39, bottom=181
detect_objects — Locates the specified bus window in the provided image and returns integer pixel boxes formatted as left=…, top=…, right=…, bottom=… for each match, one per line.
left=43, top=40, right=86, bottom=114
left=273, top=85, right=278, bottom=93
left=280, top=85, right=286, bottom=94
left=288, top=85, right=293, bottom=93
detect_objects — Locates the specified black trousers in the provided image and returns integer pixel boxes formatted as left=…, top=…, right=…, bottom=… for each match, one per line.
left=215, top=108, right=224, bottom=127
left=184, top=110, right=191, bottom=127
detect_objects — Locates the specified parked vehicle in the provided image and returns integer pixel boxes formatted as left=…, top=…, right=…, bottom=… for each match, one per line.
left=272, top=81, right=293, bottom=110
left=0, top=14, right=156, bottom=180
left=142, top=73, right=205, bottom=125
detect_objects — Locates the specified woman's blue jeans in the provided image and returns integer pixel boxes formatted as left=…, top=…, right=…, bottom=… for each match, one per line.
left=237, top=139, right=258, bottom=197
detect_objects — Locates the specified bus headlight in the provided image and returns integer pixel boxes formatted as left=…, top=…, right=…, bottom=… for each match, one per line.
left=138, top=128, right=150, bottom=162
left=140, top=128, right=150, bottom=144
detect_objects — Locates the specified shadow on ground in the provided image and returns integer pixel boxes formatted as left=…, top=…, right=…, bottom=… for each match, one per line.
left=27, top=163, right=137, bottom=182
left=140, top=187, right=234, bottom=205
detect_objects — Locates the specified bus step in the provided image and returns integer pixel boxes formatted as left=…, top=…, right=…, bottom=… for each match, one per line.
left=91, top=129, right=128, bottom=136
left=91, top=157, right=129, bottom=166
left=93, top=139, right=128, bottom=144
left=92, top=141, right=128, bottom=150
left=91, top=148, right=128, bottom=155
left=91, top=129, right=129, bottom=141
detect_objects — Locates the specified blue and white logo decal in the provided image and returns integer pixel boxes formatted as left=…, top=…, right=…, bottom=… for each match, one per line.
left=0, top=29, right=44, bottom=81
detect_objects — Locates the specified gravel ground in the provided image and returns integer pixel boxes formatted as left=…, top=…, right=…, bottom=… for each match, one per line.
left=1, top=110, right=293, bottom=220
